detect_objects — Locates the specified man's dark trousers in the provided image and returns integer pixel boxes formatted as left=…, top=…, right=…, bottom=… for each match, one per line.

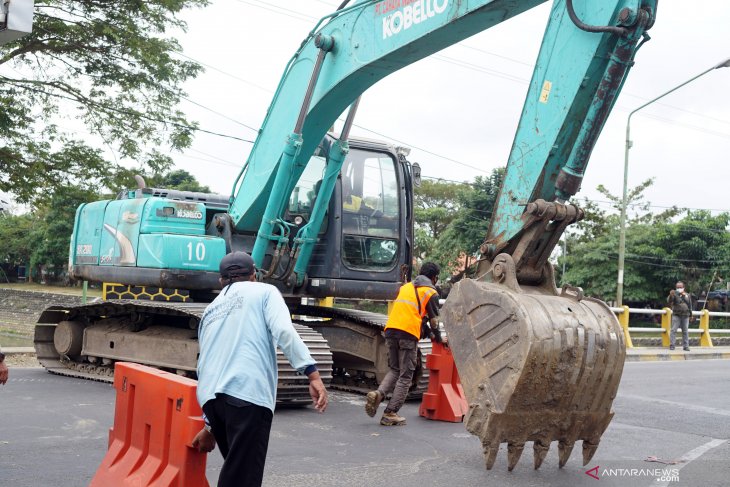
left=203, top=393, right=274, bottom=487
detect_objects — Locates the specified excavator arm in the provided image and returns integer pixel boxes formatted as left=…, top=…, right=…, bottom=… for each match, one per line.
left=230, top=0, right=552, bottom=283
left=483, top=0, right=656, bottom=284
left=438, top=1, right=658, bottom=472
left=233, top=0, right=656, bottom=292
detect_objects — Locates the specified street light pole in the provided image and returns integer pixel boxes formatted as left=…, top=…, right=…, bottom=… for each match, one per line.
left=616, top=57, right=730, bottom=306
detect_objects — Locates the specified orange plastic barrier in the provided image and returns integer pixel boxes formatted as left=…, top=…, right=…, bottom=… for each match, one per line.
left=419, top=341, right=469, bottom=422
left=90, top=362, right=209, bottom=487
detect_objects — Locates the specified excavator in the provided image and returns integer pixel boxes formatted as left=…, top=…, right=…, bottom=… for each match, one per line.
left=32, top=0, right=657, bottom=471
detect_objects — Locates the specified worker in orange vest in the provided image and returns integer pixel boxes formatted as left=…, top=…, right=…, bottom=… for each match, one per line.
left=364, top=262, right=442, bottom=426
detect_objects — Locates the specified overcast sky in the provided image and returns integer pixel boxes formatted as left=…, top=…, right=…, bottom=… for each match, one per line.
left=166, top=0, right=729, bottom=218
left=10, top=1, right=729, bottom=217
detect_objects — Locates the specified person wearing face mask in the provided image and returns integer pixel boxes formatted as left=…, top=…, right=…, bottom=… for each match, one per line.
left=667, top=281, right=692, bottom=351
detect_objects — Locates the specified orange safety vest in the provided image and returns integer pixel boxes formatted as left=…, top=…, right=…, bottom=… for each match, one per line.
left=385, top=282, right=437, bottom=339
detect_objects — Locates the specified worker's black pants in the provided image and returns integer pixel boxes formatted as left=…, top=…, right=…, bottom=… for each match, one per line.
left=203, top=394, right=273, bottom=487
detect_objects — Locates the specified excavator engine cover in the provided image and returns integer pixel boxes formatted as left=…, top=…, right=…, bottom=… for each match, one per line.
left=442, top=257, right=624, bottom=471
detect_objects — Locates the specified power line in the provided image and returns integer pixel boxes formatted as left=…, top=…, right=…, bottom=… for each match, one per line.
left=349, top=123, right=490, bottom=173
left=621, top=94, right=730, bottom=128
left=180, top=96, right=259, bottom=133
left=170, top=51, right=490, bottom=173
left=176, top=153, right=243, bottom=168
left=22, top=25, right=260, bottom=142
left=457, top=43, right=534, bottom=67
left=233, top=0, right=317, bottom=23
left=167, top=58, right=490, bottom=172
left=232, top=1, right=730, bottom=136
left=588, top=249, right=730, bottom=270
left=166, top=6, right=730, bottom=173
left=633, top=112, right=730, bottom=141
left=588, top=199, right=730, bottom=213
left=171, top=50, right=273, bottom=94
left=0, top=76, right=255, bottom=143
left=431, top=54, right=529, bottom=84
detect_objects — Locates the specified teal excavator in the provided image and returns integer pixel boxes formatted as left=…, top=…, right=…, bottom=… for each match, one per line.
left=33, top=0, right=657, bottom=471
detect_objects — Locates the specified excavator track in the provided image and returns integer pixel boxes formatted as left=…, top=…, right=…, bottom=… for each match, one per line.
left=290, top=304, right=432, bottom=398
left=34, top=300, right=333, bottom=405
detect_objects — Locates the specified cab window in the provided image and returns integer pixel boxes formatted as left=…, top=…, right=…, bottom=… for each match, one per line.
left=288, top=155, right=327, bottom=233
left=341, top=149, right=400, bottom=271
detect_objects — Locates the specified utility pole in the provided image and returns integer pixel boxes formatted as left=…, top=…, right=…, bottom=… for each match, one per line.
left=561, top=238, right=567, bottom=284
left=616, top=57, right=730, bottom=305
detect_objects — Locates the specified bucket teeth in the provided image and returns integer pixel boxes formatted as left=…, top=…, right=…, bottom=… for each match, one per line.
left=533, top=440, right=550, bottom=470
left=582, top=440, right=600, bottom=466
left=484, top=443, right=499, bottom=470
left=558, top=441, right=574, bottom=468
left=507, top=443, right=524, bottom=471
left=442, top=277, right=626, bottom=474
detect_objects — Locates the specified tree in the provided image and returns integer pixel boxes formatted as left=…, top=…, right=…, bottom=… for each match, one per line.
left=651, top=211, right=730, bottom=295
left=0, top=212, right=35, bottom=266
left=0, top=0, right=209, bottom=204
left=145, top=169, right=211, bottom=193
left=430, top=169, right=504, bottom=277
left=29, top=186, right=102, bottom=281
left=560, top=179, right=730, bottom=304
left=413, top=179, right=467, bottom=259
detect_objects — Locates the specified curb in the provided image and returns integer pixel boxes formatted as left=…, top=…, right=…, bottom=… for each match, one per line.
left=2, top=347, right=36, bottom=355
left=626, top=349, right=730, bottom=362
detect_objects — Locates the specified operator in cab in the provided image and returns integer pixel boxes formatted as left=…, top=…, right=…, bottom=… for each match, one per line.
left=364, top=262, right=442, bottom=426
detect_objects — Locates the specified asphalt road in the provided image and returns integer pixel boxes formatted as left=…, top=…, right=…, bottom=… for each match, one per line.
left=0, top=360, right=728, bottom=487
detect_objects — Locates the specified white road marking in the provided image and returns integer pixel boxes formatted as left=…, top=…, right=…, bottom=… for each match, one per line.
left=654, top=438, right=727, bottom=487
left=620, top=394, right=730, bottom=417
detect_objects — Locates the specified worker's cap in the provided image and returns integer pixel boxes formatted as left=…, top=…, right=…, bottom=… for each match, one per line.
left=219, top=251, right=255, bottom=279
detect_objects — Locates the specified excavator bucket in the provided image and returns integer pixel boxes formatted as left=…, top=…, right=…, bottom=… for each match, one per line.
left=442, top=256, right=624, bottom=471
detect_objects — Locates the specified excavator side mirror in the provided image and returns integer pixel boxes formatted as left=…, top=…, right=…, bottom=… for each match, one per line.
left=412, top=162, right=422, bottom=188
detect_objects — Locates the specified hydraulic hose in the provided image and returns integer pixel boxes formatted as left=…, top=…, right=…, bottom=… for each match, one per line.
left=566, top=0, right=628, bottom=36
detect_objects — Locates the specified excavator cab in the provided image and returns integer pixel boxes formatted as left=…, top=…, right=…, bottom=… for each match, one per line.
left=249, top=135, right=417, bottom=300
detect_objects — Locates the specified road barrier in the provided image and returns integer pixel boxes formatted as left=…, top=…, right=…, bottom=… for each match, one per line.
left=436, top=298, right=729, bottom=349
left=90, top=362, right=209, bottom=487
left=419, top=341, right=469, bottom=422
left=611, top=306, right=730, bottom=348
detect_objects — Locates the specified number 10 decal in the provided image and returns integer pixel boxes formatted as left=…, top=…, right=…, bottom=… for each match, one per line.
left=187, top=242, right=206, bottom=261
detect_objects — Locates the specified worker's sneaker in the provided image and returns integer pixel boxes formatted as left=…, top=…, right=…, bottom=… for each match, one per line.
left=365, top=390, right=383, bottom=417
left=669, top=345, right=675, bottom=350
left=380, top=411, right=407, bottom=426
left=683, top=346, right=690, bottom=351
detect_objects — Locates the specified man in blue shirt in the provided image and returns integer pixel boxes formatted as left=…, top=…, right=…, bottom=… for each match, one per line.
left=192, top=251, right=328, bottom=486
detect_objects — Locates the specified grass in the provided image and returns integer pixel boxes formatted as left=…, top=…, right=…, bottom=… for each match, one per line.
left=0, top=282, right=103, bottom=298
left=0, top=331, right=33, bottom=346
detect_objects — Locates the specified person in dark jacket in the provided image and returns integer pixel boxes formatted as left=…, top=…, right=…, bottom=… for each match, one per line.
left=667, top=281, right=692, bottom=351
